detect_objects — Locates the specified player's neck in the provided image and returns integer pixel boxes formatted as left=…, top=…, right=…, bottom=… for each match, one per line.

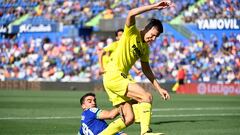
left=140, top=30, right=146, bottom=43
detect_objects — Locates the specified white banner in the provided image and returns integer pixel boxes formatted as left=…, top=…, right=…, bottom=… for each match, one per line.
left=197, top=19, right=239, bottom=30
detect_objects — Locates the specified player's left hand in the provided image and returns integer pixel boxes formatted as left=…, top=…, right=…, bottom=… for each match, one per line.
left=159, top=89, right=170, bottom=100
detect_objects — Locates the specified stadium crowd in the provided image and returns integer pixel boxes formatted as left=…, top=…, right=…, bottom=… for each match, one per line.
left=0, top=0, right=115, bottom=26
left=0, top=0, right=203, bottom=30
left=0, top=0, right=40, bottom=25
left=1, top=0, right=239, bottom=26
left=148, top=32, right=240, bottom=83
left=0, top=32, right=239, bottom=83
left=0, top=0, right=200, bottom=27
left=182, top=0, right=240, bottom=23
left=35, top=0, right=113, bottom=26
left=111, top=0, right=197, bottom=22
left=0, top=0, right=239, bottom=83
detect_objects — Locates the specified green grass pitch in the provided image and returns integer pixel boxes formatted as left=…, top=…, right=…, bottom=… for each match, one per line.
left=0, top=90, right=240, bottom=135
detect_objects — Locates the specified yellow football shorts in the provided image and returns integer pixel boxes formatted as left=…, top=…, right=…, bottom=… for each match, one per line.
left=103, top=70, right=135, bottom=106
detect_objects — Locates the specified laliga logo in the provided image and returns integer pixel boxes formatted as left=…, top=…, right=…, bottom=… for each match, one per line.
left=197, top=83, right=207, bottom=95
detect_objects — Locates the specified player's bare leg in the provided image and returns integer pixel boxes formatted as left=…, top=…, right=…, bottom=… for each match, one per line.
left=127, top=83, right=165, bottom=135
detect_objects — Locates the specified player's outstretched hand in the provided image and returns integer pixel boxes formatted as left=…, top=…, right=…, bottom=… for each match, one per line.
left=153, top=0, right=175, bottom=10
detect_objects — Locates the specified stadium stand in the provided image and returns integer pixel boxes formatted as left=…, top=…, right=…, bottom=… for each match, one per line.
left=32, top=0, right=114, bottom=26
left=182, top=0, right=240, bottom=23
left=1, top=32, right=239, bottom=83
left=0, top=0, right=239, bottom=83
left=111, top=0, right=198, bottom=22
left=0, top=0, right=39, bottom=25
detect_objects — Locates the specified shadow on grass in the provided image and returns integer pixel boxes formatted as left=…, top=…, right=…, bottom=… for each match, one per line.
left=152, top=119, right=216, bottom=125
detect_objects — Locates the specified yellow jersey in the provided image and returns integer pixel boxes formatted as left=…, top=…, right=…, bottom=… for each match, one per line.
left=102, top=41, right=118, bottom=68
left=106, top=24, right=149, bottom=74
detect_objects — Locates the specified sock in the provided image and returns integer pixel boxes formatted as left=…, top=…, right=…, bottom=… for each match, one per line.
left=98, top=118, right=126, bottom=135
left=139, top=102, right=152, bottom=135
left=132, top=103, right=140, bottom=123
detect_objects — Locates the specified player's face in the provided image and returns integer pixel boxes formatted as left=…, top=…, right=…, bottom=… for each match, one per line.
left=116, top=31, right=123, bottom=41
left=82, top=96, right=97, bottom=110
left=144, top=27, right=160, bottom=44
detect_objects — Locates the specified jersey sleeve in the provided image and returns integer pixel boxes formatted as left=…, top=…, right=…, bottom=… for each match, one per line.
left=104, top=41, right=118, bottom=52
left=124, top=24, right=138, bottom=37
left=95, top=108, right=103, bottom=119
left=89, top=108, right=101, bottom=118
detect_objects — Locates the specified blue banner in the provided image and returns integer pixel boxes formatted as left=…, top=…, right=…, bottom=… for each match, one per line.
left=10, top=24, right=59, bottom=33
left=0, top=25, right=8, bottom=33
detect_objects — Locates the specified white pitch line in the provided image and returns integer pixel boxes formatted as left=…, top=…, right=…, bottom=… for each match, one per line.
left=0, top=116, right=81, bottom=120
left=152, top=113, right=240, bottom=118
left=153, top=107, right=240, bottom=111
left=1, top=113, right=240, bottom=120
left=1, top=107, right=240, bottom=120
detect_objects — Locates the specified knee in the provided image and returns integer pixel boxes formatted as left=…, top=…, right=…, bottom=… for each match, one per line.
left=141, top=92, right=152, bottom=103
left=119, top=103, right=135, bottom=126
left=124, top=113, right=134, bottom=126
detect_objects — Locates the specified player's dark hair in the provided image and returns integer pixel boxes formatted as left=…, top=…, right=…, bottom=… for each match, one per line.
left=144, top=18, right=163, bottom=34
left=115, top=28, right=124, bottom=37
left=80, top=93, right=96, bottom=105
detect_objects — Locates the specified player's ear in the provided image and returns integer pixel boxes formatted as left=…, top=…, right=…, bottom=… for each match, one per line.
left=81, top=104, right=86, bottom=109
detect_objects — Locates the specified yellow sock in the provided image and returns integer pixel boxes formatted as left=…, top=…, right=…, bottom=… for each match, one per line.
left=132, top=103, right=140, bottom=123
left=139, top=102, right=152, bottom=135
left=98, top=118, right=126, bottom=135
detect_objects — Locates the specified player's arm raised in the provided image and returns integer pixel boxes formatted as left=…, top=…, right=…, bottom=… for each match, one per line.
left=141, top=61, right=170, bottom=100
left=126, top=0, right=172, bottom=27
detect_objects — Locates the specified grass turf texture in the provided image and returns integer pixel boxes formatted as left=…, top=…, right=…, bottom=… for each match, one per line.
left=0, top=90, right=240, bottom=135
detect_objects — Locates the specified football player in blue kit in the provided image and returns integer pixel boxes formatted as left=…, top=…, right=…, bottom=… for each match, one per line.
left=78, top=93, right=126, bottom=135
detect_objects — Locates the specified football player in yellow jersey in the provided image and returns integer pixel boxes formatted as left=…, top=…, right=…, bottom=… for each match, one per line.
left=98, top=29, right=142, bottom=76
left=98, top=28, right=143, bottom=124
left=98, top=28, right=143, bottom=126
left=99, top=1, right=173, bottom=135
left=98, top=29, right=123, bottom=75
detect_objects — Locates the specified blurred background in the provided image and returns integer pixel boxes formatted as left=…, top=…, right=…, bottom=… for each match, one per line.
left=0, top=0, right=239, bottom=94
left=0, top=1, right=240, bottom=135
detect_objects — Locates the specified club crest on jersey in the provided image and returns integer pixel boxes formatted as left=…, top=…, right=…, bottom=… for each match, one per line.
left=132, top=44, right=142, bottom=58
